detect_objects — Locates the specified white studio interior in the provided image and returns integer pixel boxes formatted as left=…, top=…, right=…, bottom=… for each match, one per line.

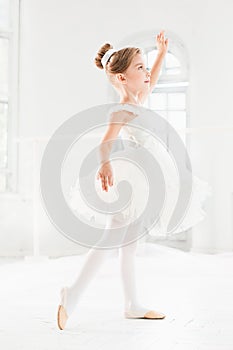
left=0, top=0, right=233, bottom=349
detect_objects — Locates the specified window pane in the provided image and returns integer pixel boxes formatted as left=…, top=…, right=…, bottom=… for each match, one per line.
left=0, top=102, right=8, bottom=168
left=168, top=93, right=186, bottom=110
left=166, top=52, right=180, bottom=68
left=150, top=93, right=167, bottom=110
left=157, top=110, right=167, bottom=119
left=147, top=49, right=157, bottom=67
left=0, top=0, right=9, bottom=28
left=166, top=67, right=181, bottom=75
left=167, top=111, right=186, bottom=130
left=0, top=38, right=9, bottom=96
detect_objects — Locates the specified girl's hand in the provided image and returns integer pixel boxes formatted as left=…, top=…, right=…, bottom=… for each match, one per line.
left=96, top=161, right=114, bottom=192
left=156, top=30, right=168, bottom=55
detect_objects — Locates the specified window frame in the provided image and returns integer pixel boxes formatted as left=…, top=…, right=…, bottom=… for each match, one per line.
left=144, top=45, right=190, bottom=174
left=0, top=0, right=20, bottom=194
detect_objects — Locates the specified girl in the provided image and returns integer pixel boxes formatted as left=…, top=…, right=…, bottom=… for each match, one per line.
left=57, top=31, right=211, bottom=329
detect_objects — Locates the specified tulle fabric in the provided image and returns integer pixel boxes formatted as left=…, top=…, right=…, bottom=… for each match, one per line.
left=68, top=103, right=212, bottom=236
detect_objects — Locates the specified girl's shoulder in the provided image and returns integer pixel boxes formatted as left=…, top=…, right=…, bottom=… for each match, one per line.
left=107, top=103, right=142, bottom=123
left=107, top=103, right=143, bottom=115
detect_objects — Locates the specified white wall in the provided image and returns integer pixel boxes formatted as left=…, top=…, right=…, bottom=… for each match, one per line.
left=0, top=0, right=232, bottom=256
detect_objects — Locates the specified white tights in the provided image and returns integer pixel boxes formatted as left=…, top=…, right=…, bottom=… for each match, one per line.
left=64, top=215, right=151, bottom=317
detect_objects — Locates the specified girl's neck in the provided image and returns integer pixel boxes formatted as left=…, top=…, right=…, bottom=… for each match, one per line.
left=119, top=99, right=142, bottom=107
left=118, top=91, right=142, bottom=106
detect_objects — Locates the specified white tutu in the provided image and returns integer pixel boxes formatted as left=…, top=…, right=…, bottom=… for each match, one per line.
left=68, top=103, right=212, bottom=237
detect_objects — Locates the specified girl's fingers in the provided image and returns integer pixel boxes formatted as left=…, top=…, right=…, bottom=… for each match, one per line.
left=97, top=172, right=113, bottom=191
left=159, top=30, right=165, bottom=40
left=101, top=176, right=108, bottom=191
left=108, top=174, right=113, bottom=186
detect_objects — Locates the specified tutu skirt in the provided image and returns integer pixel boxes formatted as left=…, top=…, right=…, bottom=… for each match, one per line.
left=68, top=136, right=212, bottom=237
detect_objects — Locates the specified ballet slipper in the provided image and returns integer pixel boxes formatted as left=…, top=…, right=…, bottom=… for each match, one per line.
left=124, top=309, right=166, bottom=319
left=57, top=287, right=69, bottom=330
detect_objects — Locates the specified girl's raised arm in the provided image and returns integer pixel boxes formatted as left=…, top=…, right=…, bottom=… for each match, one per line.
left=139, top=30, right=168, bottom=104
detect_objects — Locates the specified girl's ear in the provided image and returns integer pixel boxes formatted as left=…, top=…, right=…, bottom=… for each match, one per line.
left=116, top=73, right=127, bottom=84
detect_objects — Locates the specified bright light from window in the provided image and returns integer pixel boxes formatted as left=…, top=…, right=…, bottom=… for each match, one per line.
left=0, top=38, right=9, bottom=96
left=145, top=47, right=188, bottom=146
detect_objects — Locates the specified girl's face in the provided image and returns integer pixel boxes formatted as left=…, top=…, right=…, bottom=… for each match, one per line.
left=119, top=53, right=151, bottom=93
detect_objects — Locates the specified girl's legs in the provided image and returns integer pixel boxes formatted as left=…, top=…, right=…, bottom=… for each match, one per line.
left=63, top=216, right=116, bottom=316
left=61, top=216, right=159, bottom=319
left=119, top=239, right=139, bottom=310
left=119, top=224, right=155, bottom=316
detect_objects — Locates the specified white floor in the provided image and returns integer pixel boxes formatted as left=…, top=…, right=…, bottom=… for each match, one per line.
left=0, top=242, right=233, bottom=350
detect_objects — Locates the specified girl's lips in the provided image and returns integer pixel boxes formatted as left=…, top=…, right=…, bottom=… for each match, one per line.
left=144, top=81, right=150, bottom=83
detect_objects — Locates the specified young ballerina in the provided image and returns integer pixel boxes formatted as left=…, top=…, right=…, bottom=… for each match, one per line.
left=57, top=31, right=169, bottom=330
left=57, top=31, right=211, bottom=330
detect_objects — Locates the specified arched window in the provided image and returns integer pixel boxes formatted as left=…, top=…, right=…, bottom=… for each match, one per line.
left=143, top=43, right=189, bottom=146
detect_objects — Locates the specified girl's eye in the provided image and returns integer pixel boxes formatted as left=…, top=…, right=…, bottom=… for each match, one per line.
left=138, top=66, right=143, bottom=70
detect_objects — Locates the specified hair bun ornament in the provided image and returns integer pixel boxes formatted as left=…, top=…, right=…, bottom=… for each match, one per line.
left=101, top=48, right=117, bottom=69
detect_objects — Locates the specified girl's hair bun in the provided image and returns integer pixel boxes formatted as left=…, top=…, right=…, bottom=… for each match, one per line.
left=94, top=43, right=113, bottom=70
